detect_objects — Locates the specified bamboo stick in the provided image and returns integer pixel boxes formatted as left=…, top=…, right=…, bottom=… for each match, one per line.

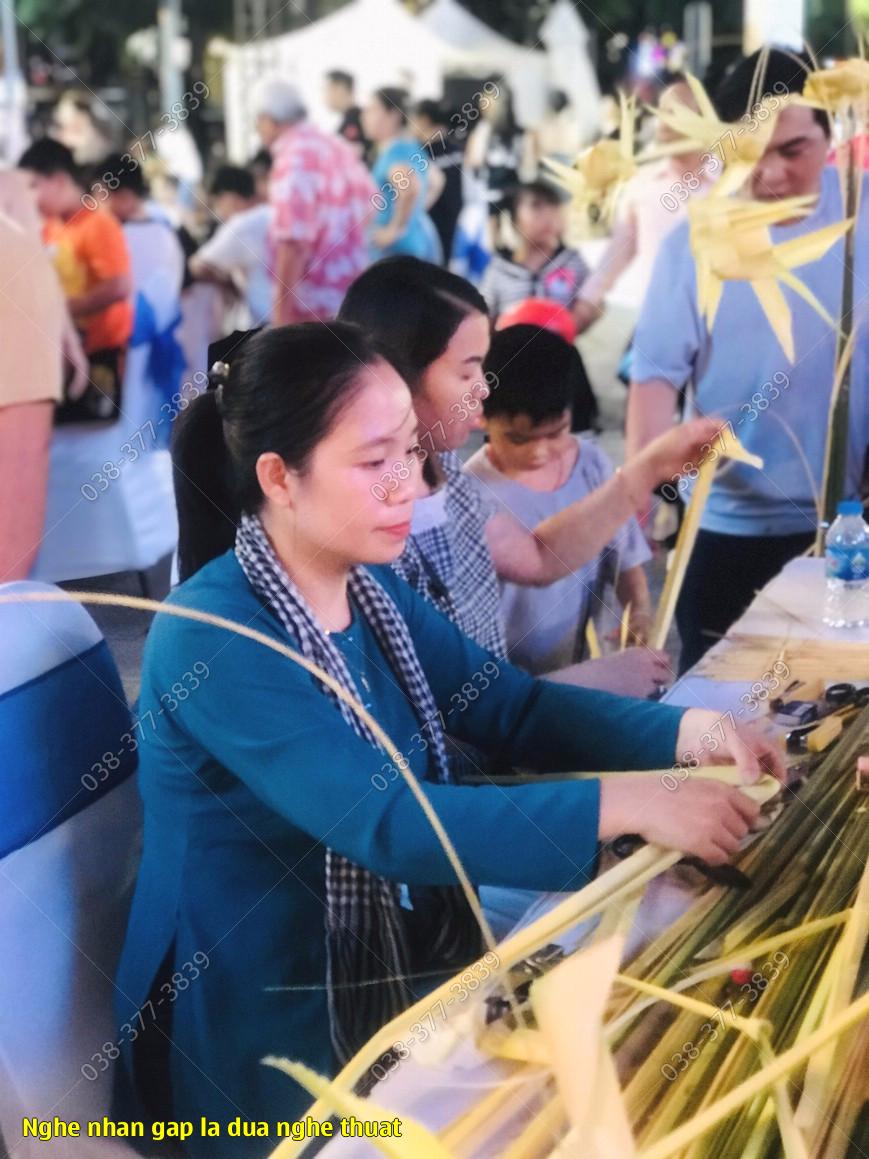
left=638, top=992, right=869, bottom=1159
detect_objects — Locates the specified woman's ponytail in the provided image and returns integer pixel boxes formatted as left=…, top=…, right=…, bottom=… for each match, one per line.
left=172, top=383, right=239, bottom=582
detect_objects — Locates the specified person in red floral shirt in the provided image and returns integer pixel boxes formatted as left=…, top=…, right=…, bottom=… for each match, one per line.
left=255, top=77, right=376, bottom=325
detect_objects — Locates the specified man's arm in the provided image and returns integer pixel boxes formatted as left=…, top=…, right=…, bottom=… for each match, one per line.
left=626, top=379, right=680, bottom=460
left=272, top=239, right=312, bottom=326
left=0, top=402, right=54, bottom=580
left=485, top=415, right=723, bottom=586
left=188, top=254, right=237, bottom=289
left=68, top=274, right=131, bottom=319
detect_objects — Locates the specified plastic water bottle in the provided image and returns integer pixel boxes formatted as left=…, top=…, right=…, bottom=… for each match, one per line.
left=823, top=500, right=869, bottom=628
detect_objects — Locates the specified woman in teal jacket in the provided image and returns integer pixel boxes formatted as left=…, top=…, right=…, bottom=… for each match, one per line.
left=114, top=324, right=779, bottom=1157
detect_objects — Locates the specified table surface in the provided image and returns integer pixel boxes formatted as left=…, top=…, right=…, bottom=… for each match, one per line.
left=317, top=557, right=867, bottom=1156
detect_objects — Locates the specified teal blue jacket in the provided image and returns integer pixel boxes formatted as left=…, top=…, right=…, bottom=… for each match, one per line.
left=115, top=551, right=684, bottom=1157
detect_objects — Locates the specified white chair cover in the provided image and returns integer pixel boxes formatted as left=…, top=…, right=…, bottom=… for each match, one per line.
left=30, top=268, right=180, bottom=588
left=0, top=583, right=142, bottom=1156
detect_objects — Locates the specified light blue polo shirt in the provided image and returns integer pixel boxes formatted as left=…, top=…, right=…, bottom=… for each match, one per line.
left=633, top=167, right=869, bottom=537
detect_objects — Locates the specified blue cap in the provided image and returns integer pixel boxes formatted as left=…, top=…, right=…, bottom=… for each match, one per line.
left=838, top=500, right=863, bottom=515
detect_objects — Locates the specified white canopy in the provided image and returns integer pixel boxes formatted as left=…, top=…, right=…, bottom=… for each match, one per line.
left=219, top=0, right=551, bottom=161
left=539, top=0, right=601, bottom=145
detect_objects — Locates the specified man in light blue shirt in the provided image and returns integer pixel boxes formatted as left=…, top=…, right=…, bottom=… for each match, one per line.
left=626, top=48, right=869, bottom=670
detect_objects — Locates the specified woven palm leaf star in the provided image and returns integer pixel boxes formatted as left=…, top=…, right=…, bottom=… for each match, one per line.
left=544, top=94, right=636, bottom=229
left=802, top=58, right=869, bottom=119
left=646, top=72, right=785, bottom=197
left=688, top=194, right=852, bottom=360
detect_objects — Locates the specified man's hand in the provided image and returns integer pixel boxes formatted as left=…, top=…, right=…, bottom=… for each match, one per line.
left=676, top=708, right=787, bottom=785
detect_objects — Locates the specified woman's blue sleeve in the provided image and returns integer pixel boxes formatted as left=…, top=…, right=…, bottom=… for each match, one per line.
left=384, top=571, right=686, bottom=773
left=142, top=607, right=605, bottom=892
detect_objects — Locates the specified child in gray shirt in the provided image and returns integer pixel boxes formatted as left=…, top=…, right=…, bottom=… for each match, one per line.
left=465, top=324, right=651, bottom=675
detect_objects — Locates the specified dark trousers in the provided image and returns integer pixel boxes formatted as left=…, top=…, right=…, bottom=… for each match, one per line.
left=676, top=529, right=815, bottom=674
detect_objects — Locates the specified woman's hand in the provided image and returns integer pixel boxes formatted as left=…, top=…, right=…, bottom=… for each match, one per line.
left=550, top=647, right=672, bottom=699
left=599, top=775, right=761, bottom=865
left=621, top=416, right=726, bottom=514
left=675, top=708, right=787, bottom=784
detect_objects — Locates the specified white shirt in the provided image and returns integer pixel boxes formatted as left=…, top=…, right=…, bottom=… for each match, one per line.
left=196, top=204, right=273, bottom=326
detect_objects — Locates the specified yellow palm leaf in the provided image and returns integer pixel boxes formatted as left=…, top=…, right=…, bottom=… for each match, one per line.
left=543, top=92, right=637, bottom=229
left=688, top=196, right=851, bottom=360
left=802, top=58, right=869, bottom=118
left=262, top=1059, right=453, bottom=1159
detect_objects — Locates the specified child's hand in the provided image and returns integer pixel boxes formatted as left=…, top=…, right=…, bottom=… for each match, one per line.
left=626, top=607, right=653, bottom=646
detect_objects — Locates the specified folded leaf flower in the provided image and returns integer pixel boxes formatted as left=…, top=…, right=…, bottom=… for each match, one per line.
left=643, top=72, right=786, bottom=196
left=802, top=58, right=869, bottom=119
left=543, top=94, right=636, bottom=230
left=688, top=194, right=852, bottom=360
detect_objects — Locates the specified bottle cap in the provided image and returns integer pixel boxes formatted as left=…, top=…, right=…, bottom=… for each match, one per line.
left=837, top=500, right=863, bottom=516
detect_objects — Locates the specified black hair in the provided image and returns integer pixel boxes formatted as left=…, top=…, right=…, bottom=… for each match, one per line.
left=327, top=69, right=355, bottom=91
left=18, top=137, right=79, bottom=181
left=715, top=48, right=830, bottom=133
left=249, top=148, right=272, bottom=174
left=414, top=99, right=444, bottom=125
left=373, top=87, right=409, bottom=127
left=172, top=323, right=388, bottom=579
left=210, top=164, right=255, bottom=200
left=508, top=180, right=565, bottom=221
left=483, top=324, right=598, bottom=432
left=338, top=256, right=488, bottom=390
left=486, top=81, right=521, bottom=138
left=97, top=154, right=147, bottom=197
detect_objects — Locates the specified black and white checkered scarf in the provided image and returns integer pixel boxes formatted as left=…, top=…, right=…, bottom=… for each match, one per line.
left=235, top=513, right=482, bottom=1061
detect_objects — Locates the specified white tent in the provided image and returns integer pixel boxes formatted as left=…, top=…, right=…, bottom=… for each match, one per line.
left=540, top=0, right=601, bottom=145
left=418, top=0, right=548, bottom=120
left=219, top=0, right=550, bottom=161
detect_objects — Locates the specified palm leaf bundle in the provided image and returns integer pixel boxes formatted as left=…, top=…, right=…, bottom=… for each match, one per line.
left=265, top=709, right=867, bottom=1159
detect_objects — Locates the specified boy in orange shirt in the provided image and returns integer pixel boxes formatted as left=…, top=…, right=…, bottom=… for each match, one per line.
left=19, top=139, right=133, bottom=422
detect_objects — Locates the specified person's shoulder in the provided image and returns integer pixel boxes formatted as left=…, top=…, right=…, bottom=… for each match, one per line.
left=364, top=563, right=425, bottom=621
left=86, top=207, right=125, bottom=239
left=552, top=244, right=586, bottom=268
left=153, top=551, right=279, bottom=656
left=230, top=203, right=273, bottom=239
left=488, top=248, right=520, bottom=272
left=463, top=445, right=499, bottom=482
left=574, top=435, right=614, bottom=480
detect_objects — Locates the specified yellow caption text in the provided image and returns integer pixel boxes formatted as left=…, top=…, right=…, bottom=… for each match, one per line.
left=23, top=1115, right=403, bottom=1141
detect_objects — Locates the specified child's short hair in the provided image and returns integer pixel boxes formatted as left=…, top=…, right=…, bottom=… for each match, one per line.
left=483, top=324, right=597, bottom=430
left=97, top=155, right=147, bottom=197
left=508, top=180, right=566, bottom=221
left=210, top=164, right=255, bottom=200
left=18, top=137, right=79, bottom=182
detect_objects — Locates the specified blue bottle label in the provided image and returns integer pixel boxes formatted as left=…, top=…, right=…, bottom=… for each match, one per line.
left=826, top=546, right=869, bottom=581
